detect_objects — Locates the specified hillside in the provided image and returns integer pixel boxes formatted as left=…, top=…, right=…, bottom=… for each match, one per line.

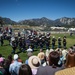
left=0, top=16, right=75, bottom=26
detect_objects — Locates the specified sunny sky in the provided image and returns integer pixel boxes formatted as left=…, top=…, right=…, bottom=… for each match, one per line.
left=0, top=0, right=75, bottom=22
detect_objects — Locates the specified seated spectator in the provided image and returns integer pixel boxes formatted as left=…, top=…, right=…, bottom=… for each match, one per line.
left=19, top=64, right=32, bottom=75
left=28, top=55, right=41, bottom=75
left=36, top=51, right=64, bottom=75
left=9, top=54, right=22, bottom=75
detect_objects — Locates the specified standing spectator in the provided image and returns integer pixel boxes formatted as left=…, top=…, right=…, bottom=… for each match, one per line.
left=0, top=58, right=7, bottom=75
left=4, top=59, right=11, bottom=75
left=73, top=44, right=75, bottom=51
left=9, top=54, right=22, bottom=75
left=65, top=52, right=75, bottom=68
left=55, top=51, right=75, bottom=75
left=19, top=64, right=32, bottom=75
left=55, top=66, right=75, bottom=75
left=25, top=52, right=33, bottom=65
left=36, top=51, right=63, bottom=75
left=7, top=54, right=13, bottom=64
left=28, top=56, right=41, bottom=75
left=38, top=51, right=45, bottom=65
left=62, top=49, right=68, bottom=64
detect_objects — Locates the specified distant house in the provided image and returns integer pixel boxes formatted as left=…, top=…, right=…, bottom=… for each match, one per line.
left=50, top=27, right=67, bottom=30
left=68, top=28, right=75, bottom=33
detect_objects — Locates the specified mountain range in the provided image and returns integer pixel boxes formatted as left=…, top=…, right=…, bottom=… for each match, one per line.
left=0, top=16, right=75, bottom=26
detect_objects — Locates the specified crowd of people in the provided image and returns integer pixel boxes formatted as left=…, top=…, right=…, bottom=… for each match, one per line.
left=0, top=27, right=75, bottom=75
left=0, top=45, right=75, bottom=75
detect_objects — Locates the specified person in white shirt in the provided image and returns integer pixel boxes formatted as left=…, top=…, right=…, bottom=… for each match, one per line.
left=27, top=46, right=33, bottom=52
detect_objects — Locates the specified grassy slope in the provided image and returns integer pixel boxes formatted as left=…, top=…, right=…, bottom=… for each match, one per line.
left=0, top=33, right=75, bottom=62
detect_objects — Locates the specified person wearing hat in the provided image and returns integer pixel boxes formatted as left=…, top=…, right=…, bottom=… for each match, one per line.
left=9, top=54, right=22, bottom=75
left=65, top=51, right=75, bottom=68
left=55, top=66, right=75, bottom=75
left=28, top=55, right=41, bottom=75
left=38, top=51, right=45, bottom=65
left=36, top=51, right=63, bottom=75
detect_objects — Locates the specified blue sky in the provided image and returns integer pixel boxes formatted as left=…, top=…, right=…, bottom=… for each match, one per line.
left=0, top=0, right=75, bottom=22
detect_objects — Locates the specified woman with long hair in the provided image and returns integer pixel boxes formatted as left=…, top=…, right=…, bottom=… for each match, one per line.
left=19, top=64, right=32, bottom=75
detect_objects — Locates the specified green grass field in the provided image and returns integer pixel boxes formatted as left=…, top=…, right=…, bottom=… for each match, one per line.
left=0, top=33, right=75, bottom=62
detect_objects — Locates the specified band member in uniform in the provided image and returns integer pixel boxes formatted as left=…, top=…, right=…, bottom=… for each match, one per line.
left=22, top=37, right=26, bottom=52
left=52, top=36, right=56, bottom=49
left=0, top=34, right=4, bottom=46
left=11, top=38, right=17, bottom=54
left=58, top=37, right=62, bottom=48
left=18, top=37, right=23, bottom=52
left=63, top=37, right=67, bottom=49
